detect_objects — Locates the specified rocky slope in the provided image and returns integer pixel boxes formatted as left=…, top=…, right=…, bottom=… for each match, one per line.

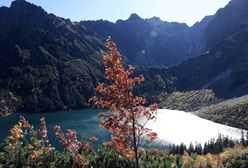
left=195, top=95, right=248, bottom=130
left=167, top=0, right=248, bottom=99
left=81, top=14, right=212, bottom=67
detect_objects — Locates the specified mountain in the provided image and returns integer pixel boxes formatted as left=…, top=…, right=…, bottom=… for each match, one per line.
left=167, top=0, right=248, bottom=99
left=204, top=0, right=248, bottom=49
left=1, top=0, right=248, bottom=115
left=0, top=0, right=211, bottom=114
left=0, top=0, right=105, bottom=114
left=80, top=14, right=212, bottom=67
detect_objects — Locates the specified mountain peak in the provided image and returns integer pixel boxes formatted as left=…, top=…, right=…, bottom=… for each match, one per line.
left=146, top=16, right=163, bottom=25
left=148, top=16, right=162, bottom=22
left=11, top=0, right=28, bottom=7
left=10, top=0, right=46, bottom=15
left=128, top=13, right=143, bottom=22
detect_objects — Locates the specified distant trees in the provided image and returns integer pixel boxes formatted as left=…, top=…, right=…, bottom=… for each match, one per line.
left=169, top=134, right=246, bottom=156
left=169, top=143, right=202, bottom=155
left=246, top=131, right=248, bottom=145
left=90, top=38, right=158, bottom=168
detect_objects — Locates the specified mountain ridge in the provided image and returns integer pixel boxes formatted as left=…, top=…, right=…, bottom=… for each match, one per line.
left=81, top=13, right=211, bottom=67
left=0, top=0, right=248, bottom=115
left=0, top=0, right=106, bottom=114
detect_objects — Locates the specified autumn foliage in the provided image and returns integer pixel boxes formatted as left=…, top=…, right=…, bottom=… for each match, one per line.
left=90, top=38, right=158, bottom=167
left=53, top=126, right=89, bottom=166
left=8, top=116, right=55, bottom=166
left=7, top=116, right=90, bottom=167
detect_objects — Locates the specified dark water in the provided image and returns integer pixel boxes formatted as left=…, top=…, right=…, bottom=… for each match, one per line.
left=0, top=109, right=110, bottom=148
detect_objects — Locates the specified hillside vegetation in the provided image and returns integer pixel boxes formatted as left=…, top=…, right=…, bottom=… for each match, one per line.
left=0, top=0, right=105, bottom=114
left=0, top=90, right=20, bottom=117
left=195, top=95, right=248, bottom=130
left=158, top=90, right=220, bottom=111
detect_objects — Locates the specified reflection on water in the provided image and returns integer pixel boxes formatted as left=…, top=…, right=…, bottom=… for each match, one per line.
left=0, top=109, right=243, bottom=147
left=148, top=109, right=243, bottom=146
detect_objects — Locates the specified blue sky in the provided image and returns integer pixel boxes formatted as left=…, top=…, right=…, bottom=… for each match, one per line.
left=0, top=0, right=231, bottom=26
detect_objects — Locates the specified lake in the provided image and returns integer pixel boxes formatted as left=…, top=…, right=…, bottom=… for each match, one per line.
left=0, top=109, right=243, bottom=148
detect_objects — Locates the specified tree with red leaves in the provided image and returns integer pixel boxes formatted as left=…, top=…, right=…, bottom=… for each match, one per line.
left=90, top=38, right=158, bottom=168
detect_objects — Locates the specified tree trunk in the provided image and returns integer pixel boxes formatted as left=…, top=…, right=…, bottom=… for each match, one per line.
left=132, top=116, right=139, bottom=168
left=133, top=137, right=139, bottom=168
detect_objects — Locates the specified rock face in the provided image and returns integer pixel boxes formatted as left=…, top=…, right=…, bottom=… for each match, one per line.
left=0, top=0, right=105, bottom=113
left=80, top=14, right=212, bottom=67
left=204, top=0, right=248, bottom=49
left=168, top=0, right=248, bottom=99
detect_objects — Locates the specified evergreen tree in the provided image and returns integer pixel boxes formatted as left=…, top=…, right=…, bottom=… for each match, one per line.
left=240, top=130, right=245, bottom=145
left=203, top=142, right=209, bottom=155
left=195, top=143, right=203, bottom=155
left=178, top=143, right=186, bottom=155
left=188, top=142, right=194, bottom=154
left=216, top=134, right=223, bottom=153
left=223, top=136, right=229, bottom=148
left=246, top=131, right=248, bottom=146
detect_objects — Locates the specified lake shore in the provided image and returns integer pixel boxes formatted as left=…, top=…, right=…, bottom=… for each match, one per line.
left=0, top=109, right=244, bottom=147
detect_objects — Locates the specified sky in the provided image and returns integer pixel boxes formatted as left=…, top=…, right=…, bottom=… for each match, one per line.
left=0, top=0, right=231, bottom=26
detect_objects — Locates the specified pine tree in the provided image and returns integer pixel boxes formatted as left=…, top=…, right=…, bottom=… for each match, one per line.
left=203, top=142, right=208, bottom=155
left=246, top=131, right=248, bottom=146
left=178, top=143, right=186, bottom=155
left=195, top=143, right=203, bottom=155
left=188, top=142, right=194, bottom=154
left=240, top=130, right=245, bottom=145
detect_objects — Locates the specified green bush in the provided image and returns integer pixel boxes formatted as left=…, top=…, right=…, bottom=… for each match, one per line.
left=229, top=151, right=248, bottom=168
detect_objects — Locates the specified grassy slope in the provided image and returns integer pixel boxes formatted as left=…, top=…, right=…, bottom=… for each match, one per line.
left=158, top=90, right=220, bottom=112
left=195, top=95, right=248, bottom=130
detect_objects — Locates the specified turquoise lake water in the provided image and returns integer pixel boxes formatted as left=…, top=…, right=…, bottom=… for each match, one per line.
left=0, top=109, right=244, bottom=148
